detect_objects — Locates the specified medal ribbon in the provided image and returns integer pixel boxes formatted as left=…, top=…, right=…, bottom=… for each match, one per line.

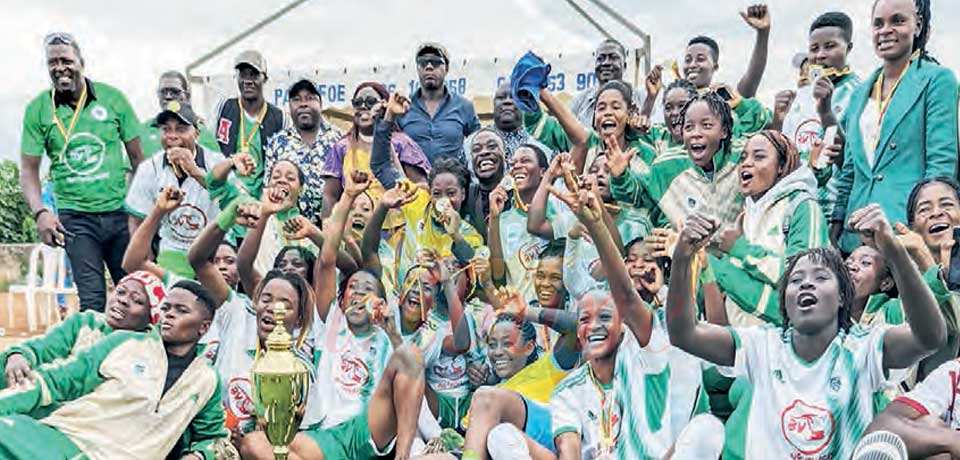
left=238, top=99, right=268, bottom=153
left=872, top=50, right=920, bottom=150
left=50, top=84, right=88, bottom=162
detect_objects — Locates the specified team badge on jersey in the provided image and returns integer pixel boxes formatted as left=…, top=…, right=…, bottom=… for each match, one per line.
left=781, top=399, right=835, bottom=456
left=226, top=377, right=254, bottom=428
left=335, top=354, right=371, bottom=397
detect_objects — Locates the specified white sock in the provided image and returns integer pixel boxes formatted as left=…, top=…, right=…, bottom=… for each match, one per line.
left=486, top=423, right=531, bottom=460
left=418, top=398, right=443, bottom=441
left=670, top=414, right=724, bottom=459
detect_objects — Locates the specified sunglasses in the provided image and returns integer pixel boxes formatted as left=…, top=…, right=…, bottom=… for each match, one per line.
left=157, top=88, right=185, bottom=97
left=352, top=96, right=381, bottom=109
left=44, top=32, right=77, bottom=47
left=416, top=56, right=445, bottom=68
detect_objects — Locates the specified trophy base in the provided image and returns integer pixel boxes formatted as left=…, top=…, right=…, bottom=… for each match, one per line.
left=272, top=446, right=290, bottom=460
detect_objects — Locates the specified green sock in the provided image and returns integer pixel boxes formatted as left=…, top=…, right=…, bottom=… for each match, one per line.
left=461, top=450, right=481, bottom=460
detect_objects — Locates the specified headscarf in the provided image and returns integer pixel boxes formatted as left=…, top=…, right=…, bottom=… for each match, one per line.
left=118, top=271, right=166, bottom=324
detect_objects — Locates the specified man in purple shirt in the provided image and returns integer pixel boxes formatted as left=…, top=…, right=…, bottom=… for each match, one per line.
left=396, top=42, right=481, bottom=164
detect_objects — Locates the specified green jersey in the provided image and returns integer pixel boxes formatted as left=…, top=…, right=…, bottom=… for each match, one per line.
left=140, top=116, right=221, bottom=159
left=20, top=80, right=141, bottom=212
left=611, top=98, right=771, bottom=231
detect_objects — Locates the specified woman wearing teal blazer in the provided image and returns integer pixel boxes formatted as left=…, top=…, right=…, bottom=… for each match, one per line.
left=832, top=0, right=958, bottom=253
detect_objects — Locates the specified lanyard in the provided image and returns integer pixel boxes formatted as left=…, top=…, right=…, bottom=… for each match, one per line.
left=588, top=364, right=616, bottom=451
left=50, top=84, right=88, bottom=161
left=238, top=99, right=268, bottom=153
left=872, top=50, right=920, bottom=149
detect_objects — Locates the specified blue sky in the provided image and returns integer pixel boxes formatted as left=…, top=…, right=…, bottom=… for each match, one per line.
left=2, top=0, right=958, bottom=163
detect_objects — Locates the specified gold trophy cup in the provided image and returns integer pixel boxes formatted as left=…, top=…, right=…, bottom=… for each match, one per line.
left=252, top=302, right=310, bottom=460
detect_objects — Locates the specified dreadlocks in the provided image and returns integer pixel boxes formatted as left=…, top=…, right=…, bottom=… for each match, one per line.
left=778, top=248, right=855, bottom=335
left=679, top=91, right=735, bottom=156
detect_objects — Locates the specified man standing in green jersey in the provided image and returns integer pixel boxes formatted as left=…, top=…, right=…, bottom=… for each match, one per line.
left=19, top=33, right=145, bottom=312
left=140, top=71, right=220, bottom=159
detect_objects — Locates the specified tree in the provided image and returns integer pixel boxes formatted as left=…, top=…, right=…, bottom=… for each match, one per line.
left=0, top=160, right=38, bottom=244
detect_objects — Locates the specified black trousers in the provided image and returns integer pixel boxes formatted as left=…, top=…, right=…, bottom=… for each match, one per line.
left=59, top=209, right=129, bottom=312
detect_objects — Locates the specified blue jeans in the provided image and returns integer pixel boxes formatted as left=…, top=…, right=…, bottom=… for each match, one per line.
left=59, top=209, right=129, bottom=312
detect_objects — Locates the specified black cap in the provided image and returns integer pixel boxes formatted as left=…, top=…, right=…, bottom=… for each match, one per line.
left=288, top=78, right=320, bottom=98
left=154, top=101, right=199, bottom=127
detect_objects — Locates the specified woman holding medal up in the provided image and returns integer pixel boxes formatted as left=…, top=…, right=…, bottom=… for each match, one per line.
left=369, top=92, right=484, bottom=289
left=831, top=0, right=958, bottom=253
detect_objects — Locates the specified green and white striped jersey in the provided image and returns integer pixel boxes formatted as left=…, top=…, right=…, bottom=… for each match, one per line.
left=722, top=325, right=900, bottom=460
left=615, top=311, right=709, bottom=460
left=551, top=363, right=619, bottom=459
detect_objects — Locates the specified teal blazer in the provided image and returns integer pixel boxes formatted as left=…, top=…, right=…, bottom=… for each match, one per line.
left=834, top=59, right=958, bottom=252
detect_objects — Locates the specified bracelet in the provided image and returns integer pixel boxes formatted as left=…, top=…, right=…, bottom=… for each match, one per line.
left=33, top=208, right=50, bottom=220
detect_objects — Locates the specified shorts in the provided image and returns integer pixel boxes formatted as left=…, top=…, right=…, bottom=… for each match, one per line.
left=520, top=396, right=556, bottom=453
left=0, top=414, right=87, bottom=459
left=437, top=392, right=473, bottom=431
left=303, top=411, right=396, bottom=460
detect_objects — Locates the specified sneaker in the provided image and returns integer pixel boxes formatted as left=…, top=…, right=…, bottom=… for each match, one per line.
left=486, top=423, right=531, bottom=460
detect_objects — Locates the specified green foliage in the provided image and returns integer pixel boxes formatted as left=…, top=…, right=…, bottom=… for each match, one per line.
left=0, top=160, right=38, bottom=243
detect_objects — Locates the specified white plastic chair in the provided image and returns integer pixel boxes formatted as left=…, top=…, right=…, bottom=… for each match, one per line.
left=6, top=245, right=75, bottom=332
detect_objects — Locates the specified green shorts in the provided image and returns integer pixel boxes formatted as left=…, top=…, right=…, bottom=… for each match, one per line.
left=0, top=414, right=87, bottom=459
left=303, top=411, right=395, bottom=460
left=436, top=392, right=472, bottom=431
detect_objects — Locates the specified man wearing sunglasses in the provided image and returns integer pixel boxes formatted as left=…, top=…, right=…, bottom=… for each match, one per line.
left=140, top=71, right=220, bottom=159
left=392, top=42, right=480, bottom=165
left=20, top=33, right=145, bottom=313
left=263, top=77, right=342, bottom=224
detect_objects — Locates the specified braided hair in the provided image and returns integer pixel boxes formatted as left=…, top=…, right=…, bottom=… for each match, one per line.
left=664, top=78, right=698, bottom=101
left=679, top=91, right=735, bottom=156
left=777, top=248, right=855, bottom=335
left=912, top=0, right=936, bottom=64
left=490, top=313, right=542, bottom=366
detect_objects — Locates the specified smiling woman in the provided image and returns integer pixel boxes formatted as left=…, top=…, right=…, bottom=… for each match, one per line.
left=831, top=0, right=959, bottom=253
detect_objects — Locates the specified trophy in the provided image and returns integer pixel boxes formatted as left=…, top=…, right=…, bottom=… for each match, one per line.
left=252, top=302, right=310, bottom=460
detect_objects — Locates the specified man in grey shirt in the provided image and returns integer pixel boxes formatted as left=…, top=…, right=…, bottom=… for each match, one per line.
left=568, top=39, right=645, bottom=128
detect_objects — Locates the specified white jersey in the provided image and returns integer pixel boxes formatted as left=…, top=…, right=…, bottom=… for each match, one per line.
left=896, top=358, right=960, bottom=429
left=125, top=146, right=224, bottom=259
left=498, top=206, right=551, bottom=305
left=302, top=305, right=393, bottom=430
left=551, top=203, right=652, bottom=300
left=551, top=363, right=620, bottom=459
left=721, top=324, right=899, bottom=460
left=615, top=312, right=707, bottom=460
left=401, top=307, right=483, bottom=398
left=209, top=293, right=316, bottom=433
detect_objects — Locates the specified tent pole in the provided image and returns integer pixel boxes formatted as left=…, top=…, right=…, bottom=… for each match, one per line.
left=560, top=0, right=614, bottom=40
left=185, top=0, right=309, bottom=79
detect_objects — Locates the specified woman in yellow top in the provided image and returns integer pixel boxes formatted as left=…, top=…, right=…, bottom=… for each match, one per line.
left=320, top=82, right=431, bottom=229
left=369, top=92, right=484, bottom=289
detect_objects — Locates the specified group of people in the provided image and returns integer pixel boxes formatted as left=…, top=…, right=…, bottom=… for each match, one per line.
left=3, top=0, right=960, bottom=459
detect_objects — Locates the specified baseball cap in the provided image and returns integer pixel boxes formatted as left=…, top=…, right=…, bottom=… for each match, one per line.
left=288, top=77, right=320, bottom=98
left=234, top=50, right=267, bottom=76
left=416, top=42, right=449, bottom=65
left=154, top=100, right=199, bottom=127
